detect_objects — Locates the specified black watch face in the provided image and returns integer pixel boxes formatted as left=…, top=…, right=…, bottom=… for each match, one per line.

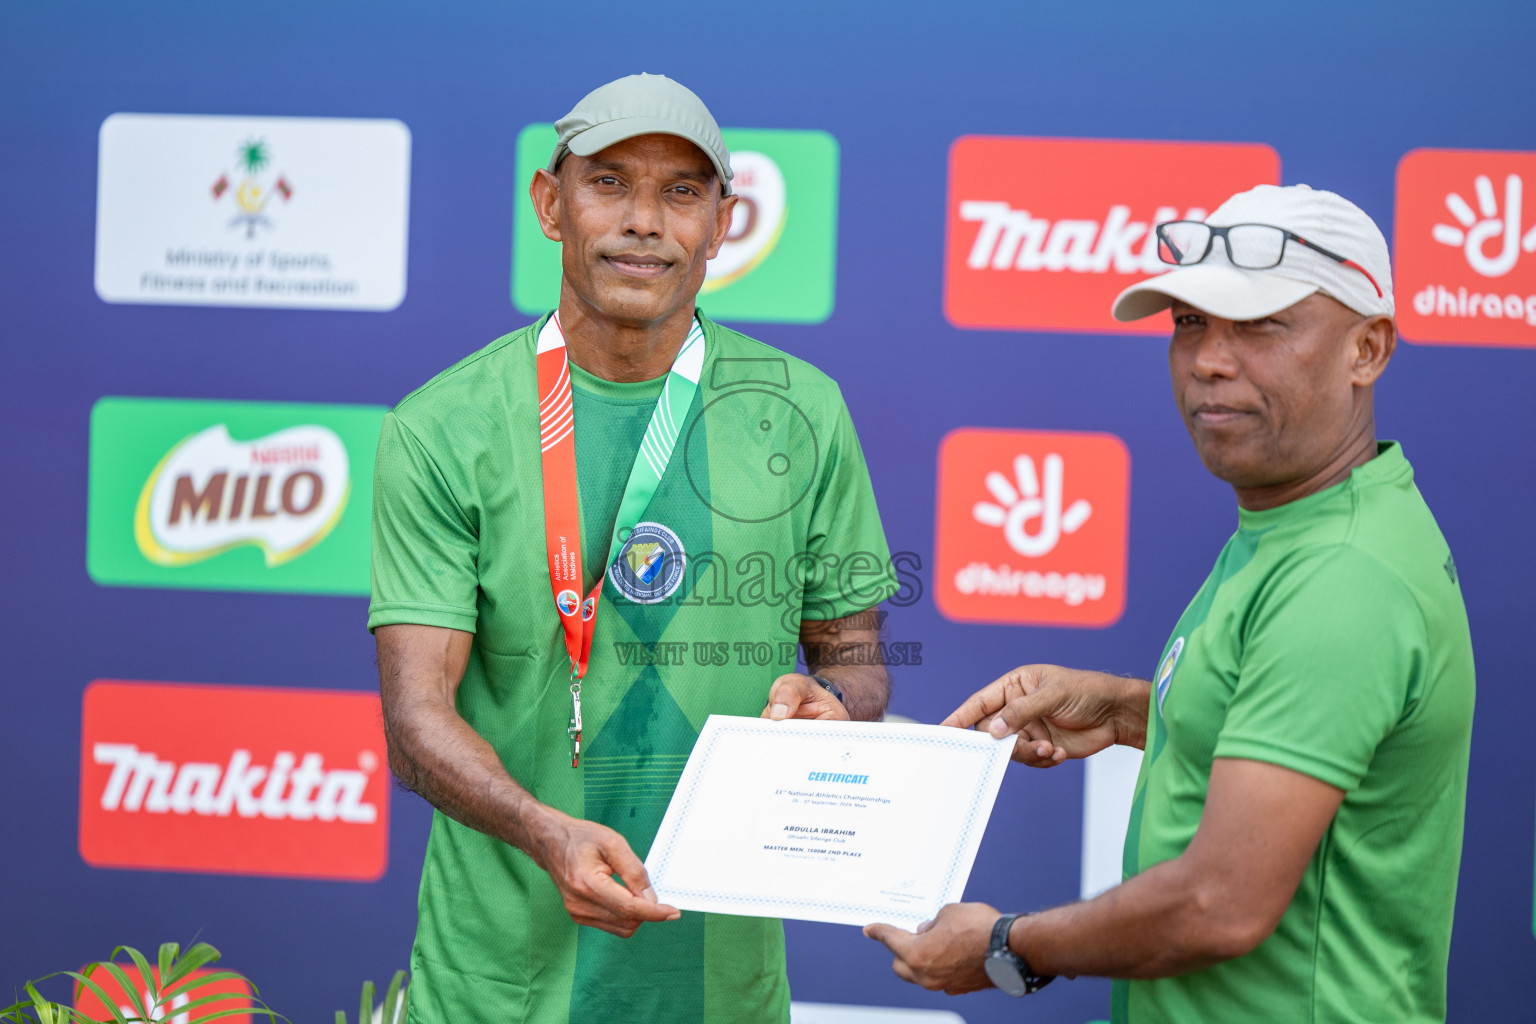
left=984, top=953, right=1029, bottom=997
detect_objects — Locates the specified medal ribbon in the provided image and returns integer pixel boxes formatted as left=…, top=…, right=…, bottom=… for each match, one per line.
left=537, top=312, right=705, bottom=765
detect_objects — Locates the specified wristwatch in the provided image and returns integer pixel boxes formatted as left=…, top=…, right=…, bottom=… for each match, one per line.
left=809, top=674, right=844, bottom=703
left=983, top=913, right=1054, bottom=997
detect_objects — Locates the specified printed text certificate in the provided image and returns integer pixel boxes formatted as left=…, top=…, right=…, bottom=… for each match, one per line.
left=645, top=715, right=1015, bottom=930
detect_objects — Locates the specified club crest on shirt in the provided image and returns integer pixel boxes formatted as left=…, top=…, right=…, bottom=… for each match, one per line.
left=608, top=521, right=686, bottom=604
left=1155, top=636, right=1185, bottom=714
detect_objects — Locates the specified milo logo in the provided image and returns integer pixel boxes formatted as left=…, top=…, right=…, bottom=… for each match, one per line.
left=703, top=151, right=787, bottom=293
left=88, top=397, right=386, bottom=595
left=134, top=424, right=349, bottom=566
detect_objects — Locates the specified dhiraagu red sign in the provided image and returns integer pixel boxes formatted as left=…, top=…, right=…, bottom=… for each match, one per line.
left=87, top=396, right=386, bottom=594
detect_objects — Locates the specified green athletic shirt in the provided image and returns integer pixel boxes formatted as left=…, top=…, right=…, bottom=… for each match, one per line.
left=1114, top=442, right=1474, bottom=1024
left=368, top=311, right=898, bottom=1024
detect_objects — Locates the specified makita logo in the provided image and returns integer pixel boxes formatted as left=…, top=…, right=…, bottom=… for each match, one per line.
left=134, top=423, right=350, bottom=567
left=92, top=744, right=377, bottom=822
left=958, top=201, right=1204, bottom=275
left=945, top=136, right=1280, bottom=333
left=79, top=681, right=388, bottom=880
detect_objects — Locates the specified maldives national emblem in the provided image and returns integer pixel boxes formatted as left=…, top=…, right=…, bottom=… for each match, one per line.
left=212, top=137, right=295, bottom=238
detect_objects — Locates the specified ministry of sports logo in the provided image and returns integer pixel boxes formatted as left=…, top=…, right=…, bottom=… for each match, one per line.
left=609, top=521, right=687, bottom=604
left=212, top=137, right=294, bottom=239
left=94, top=113, right=411, bottom=310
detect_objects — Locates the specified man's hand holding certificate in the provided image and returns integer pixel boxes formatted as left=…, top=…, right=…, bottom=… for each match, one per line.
left=644, top=715, right=1015, bottom=931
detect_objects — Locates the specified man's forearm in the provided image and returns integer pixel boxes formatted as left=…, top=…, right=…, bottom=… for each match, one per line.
left=385, top=690, right=554, bottom=855
left=1011, top=852, right=1256, bottom=979
left=802, top=609, right=889, bottom=722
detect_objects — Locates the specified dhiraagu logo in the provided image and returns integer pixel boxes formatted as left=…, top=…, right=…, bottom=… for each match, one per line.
left=88, top=397, right=386, bottom=594
left=512, top=125, right=838, bottom=324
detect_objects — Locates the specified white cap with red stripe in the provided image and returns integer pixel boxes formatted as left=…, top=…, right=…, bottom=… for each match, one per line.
left=1112, top=184, right=1394, bottom=322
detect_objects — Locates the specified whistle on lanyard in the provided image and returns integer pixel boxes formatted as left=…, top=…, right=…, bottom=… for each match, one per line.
left=568, top=681, right=583, bottom=768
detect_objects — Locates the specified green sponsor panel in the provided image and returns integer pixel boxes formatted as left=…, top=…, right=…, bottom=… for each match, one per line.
left=87, top=396, right=386, bottom=595
left=511, top=124, right=838, bottom=324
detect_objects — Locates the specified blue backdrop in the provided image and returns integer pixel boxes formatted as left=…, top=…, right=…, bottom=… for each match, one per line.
left=3, top=2, right=1533, bottom=1021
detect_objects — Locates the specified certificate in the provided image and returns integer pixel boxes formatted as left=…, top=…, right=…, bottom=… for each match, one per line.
left=645, top=714, right=1014, bottom=930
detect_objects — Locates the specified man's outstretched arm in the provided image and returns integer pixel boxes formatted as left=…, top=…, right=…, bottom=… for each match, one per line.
left=376, top=622, right=679, bottom=937
left=866, top=755, right=1344, bottom=991
left=942, top=663, right=1151, bottom=765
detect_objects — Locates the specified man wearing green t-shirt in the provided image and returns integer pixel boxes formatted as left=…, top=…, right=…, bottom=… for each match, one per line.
left=867, top=184, right=1474, bottom=1023
left=370, top=74, right=897, bottom=1024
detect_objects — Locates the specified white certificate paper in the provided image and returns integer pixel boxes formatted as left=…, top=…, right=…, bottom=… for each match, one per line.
left=645, top=715, right=1015, bottom=931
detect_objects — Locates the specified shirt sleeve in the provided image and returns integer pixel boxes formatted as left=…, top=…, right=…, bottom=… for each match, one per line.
left=1213, top=546, right=1425, bottom=792
left=798, top=391, right=898, bottom=621
left=367, top=411, right=481, bottom=634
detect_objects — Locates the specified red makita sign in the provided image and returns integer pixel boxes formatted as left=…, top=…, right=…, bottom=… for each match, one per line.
left=79, top=680, right=388, bottom=880
left=945, top=136, right=1280, bottom=334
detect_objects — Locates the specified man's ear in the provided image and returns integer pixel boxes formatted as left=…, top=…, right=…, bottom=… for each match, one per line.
left=705, top=192, right=739, bottom=261
left=530, top=167, right=563, bottom=243
left=1350, top=314, right=1397, bottom=387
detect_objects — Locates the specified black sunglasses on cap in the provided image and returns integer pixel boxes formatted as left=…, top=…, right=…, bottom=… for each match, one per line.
left=1155, top=220, right=1383, bottom=299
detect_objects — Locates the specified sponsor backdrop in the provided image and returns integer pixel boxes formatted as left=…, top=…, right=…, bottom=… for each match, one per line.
left=2, top=2, right=1533, bottom=1022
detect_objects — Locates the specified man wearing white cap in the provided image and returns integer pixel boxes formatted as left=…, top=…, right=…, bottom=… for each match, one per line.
left=867, top=185, right=1474, bottom=1023
left=370, top=74, right=897, bottom=1022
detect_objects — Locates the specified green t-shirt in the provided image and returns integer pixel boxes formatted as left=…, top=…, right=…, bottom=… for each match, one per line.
left=368, top=312, right=897, bottom=1024
left=1115, top=443, right=1474, bottom=1024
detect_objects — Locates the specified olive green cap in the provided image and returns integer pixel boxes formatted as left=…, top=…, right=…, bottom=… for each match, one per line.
left=548, top=73, right=733, bottom=196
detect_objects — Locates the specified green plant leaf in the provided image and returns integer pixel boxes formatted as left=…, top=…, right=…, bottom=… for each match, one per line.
left=357, top=980, right=374, bottom=1024
left=164, top=990, right=244, bottom=1015
left=335, top=1013, right=347, bottom=1024
left=159, top=968, right=242, bottom=1001
left=119, top=946, right=156, bottom=1005
left=62, top=970, right=129, bottom=1024
left=14, top=973, right=98, bottom=1024
left=171, top=985, right=285, bottom=1024
left=155, top=943, right=178, bottom=986
left=379, top=971, right=405, bottom=1024
left=22, top=985, right=49, bottom=1024
left=156, top=942, right=220, bottom=991
left=93, top=962, right=148, bottom=1023
left=0, top=995, right=33, bottom=1023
